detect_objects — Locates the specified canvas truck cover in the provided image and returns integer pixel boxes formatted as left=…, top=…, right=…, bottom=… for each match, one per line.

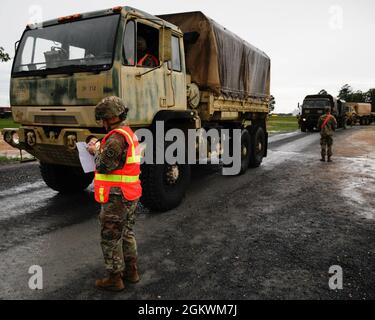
left=159, top=12, right=271, bottom=99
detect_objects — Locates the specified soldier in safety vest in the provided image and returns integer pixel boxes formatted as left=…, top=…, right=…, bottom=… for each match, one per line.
left=317, top=107, right=337, bottom=163
left=137, top=36, right=159, bottom=68
left=87, top=96, right=142, bottom=292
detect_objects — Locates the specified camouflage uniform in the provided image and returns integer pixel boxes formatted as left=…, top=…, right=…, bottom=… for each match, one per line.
left=95, top=121, right=139, bottom=275
left=317, top=114, right=337, bottom=159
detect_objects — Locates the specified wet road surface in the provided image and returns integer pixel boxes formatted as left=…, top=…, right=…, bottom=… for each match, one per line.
left=0, top=126, right=374, bottom=300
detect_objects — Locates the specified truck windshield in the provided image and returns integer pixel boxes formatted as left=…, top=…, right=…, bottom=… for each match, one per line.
left=13, top=14, right=120, bottom=76
left=303, top=99, right=331, bottom=108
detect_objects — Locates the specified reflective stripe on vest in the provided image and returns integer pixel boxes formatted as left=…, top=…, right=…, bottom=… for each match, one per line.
left=95, top=174, right=140, bottom=183
left=99, top=187, right=105, bottom=203
left=114, top=128, right=141, bottom=165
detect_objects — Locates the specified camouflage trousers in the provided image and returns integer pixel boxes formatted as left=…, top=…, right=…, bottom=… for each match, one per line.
left=320, top=135, right=333, bottom=158
left=99, top=194, right=139, bottom=275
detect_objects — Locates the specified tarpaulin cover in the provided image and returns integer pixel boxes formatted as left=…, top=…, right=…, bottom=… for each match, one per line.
left=159, top=11, right=271, bottom=99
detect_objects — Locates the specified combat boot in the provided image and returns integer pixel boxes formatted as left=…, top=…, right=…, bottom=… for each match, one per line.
left=95, top=273, right=125, bottom=292
left=327, top=157, right=332, bottom=163
left=320, top=156, right=326, bottom=162
left=124, top=257, right=140, bottom=284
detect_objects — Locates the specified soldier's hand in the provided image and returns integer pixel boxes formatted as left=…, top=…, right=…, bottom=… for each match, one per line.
left=87, top=138, right=100, bottom=155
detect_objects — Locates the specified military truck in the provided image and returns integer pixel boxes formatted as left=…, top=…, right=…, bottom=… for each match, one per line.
left=346, top=103, right=373, bottom=126
left=0, top=106, right=12, bottom=119
left=299, top=94, right=346, bottom=132
left=344, top=104, right=357, bottom=126
left=2, top=7, right=270, bottom=212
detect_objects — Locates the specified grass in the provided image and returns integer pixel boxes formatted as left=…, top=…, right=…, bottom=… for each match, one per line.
left=0, top=118, right=19, bottom=130
left=0, top=155, right=21, bottom=164
left=267, top=116, right=299, bottom=133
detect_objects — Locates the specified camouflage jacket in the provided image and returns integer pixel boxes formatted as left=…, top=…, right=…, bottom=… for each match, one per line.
left=95, top=121, right=129, bottom=194
left=317, top=114, right=337, bottom=137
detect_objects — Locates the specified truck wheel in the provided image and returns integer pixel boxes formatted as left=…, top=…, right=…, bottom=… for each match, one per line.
left=301, top=126, right=307, bottom=133
left=40, top=162, right=94, bottom=193
left=239, top=129, right=251, bottom=175
left=249, top=126, right=266, bottom=168
left=141, top=163, right=191, bottom=212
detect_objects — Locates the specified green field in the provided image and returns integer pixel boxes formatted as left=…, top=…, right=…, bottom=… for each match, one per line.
left=0, top=118, right=19, bottom=130
left=267, top=116, right=299, bottom=133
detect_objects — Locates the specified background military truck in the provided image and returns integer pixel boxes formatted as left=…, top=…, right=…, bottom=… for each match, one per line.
left=0, top=106, right=12, bottom=119
left=2, top=7, right=270, bottom=212
left=346, top=103, right=373, bottom=126
left=345, top=104, right=357, bottom=126
left=299, top=94, right=346, bottom=132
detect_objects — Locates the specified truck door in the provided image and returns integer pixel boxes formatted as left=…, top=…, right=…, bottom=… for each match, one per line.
left=167, top=35, right=187, bottom=110
left=121, top=19, right=167, bottom=126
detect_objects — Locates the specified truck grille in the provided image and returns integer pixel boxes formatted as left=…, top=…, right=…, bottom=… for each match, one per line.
left=34, top=115, right=78, bottom=125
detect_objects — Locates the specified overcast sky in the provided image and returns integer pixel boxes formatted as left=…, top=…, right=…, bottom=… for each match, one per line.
left=1, top=0, right=374, bottom=112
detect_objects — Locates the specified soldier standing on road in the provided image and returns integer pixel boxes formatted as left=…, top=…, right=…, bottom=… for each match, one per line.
left=317, top=107, right=337, bottom=163
left=87, top=96, right=142, bottom=292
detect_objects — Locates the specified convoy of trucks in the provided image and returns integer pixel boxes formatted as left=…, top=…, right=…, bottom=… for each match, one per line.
left=2, top=7, right=271, bottom=212
left=1, top=5, right=374, bottom=211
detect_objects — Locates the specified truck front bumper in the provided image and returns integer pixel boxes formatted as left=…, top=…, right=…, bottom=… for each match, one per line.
left=2, top=127, right=104, bottom=167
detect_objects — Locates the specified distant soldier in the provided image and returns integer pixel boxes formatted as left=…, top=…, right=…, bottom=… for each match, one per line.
left=87, top=96, right=142, bottom=292
left=317, top=107, right=337, bottom=162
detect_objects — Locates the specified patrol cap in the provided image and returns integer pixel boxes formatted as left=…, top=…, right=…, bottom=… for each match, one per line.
left=95, top=96, right=129, bottom=121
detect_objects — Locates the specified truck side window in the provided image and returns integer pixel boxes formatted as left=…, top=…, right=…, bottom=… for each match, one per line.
left=137, top=23, right=159, bottom=68
left=123, top=20, right=136, bottom=66
left=169, top=36, right=182, bottom=72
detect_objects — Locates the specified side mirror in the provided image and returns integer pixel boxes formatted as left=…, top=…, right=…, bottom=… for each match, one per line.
left=160, top=27, right=172, bottom=62
left=15, top=41, right=20, bottom=54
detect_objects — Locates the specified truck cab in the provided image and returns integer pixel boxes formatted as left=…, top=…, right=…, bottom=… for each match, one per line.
left=299, top=94, right=346, bottom=132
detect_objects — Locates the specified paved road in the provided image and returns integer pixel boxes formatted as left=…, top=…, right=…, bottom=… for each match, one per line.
left=0, top=126, right=374, bottom=300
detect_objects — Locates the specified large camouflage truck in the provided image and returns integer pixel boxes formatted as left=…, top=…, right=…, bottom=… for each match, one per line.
left=346, top=103, right=373, bottom=126
left=299, top=94, right=346, bottom=132
left=2, top=7, right=270, bottom=212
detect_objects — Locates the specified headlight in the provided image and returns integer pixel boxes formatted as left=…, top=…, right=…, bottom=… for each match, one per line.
left=303, top=118, right=307, bottom=122
left=4, top=131, right=12, bottom=144
left=4, top=131, right=20, bottom=146
left=12, top=132, right=20, bottom=145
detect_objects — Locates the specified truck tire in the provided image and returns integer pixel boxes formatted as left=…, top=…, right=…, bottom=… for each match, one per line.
left=301, top=126, right=307, bottom=133
left=239, top=129, right=251, bottom=175
left=249, top=126, right=266, bottom=168
left=141, top=163, right=191, bottom=212
left=40, top=162, right=94, bottom=193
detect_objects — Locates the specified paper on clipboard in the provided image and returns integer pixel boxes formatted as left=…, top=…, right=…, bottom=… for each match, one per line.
left=77, top=142, right=96, bottom=173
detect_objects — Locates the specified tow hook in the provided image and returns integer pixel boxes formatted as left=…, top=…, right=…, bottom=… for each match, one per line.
left=27, top=131, right=36, bottom=146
